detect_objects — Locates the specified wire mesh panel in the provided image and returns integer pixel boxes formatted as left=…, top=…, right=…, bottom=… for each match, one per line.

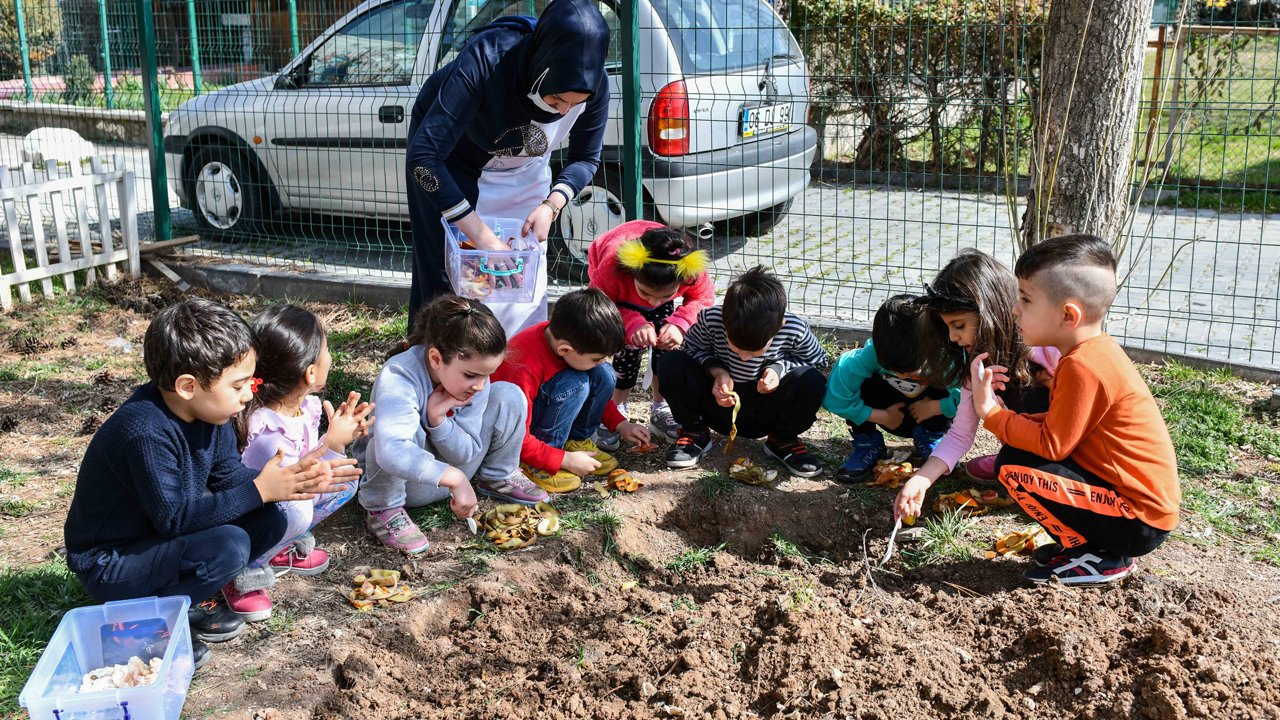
left=0, top=0, right=1277, bottom=369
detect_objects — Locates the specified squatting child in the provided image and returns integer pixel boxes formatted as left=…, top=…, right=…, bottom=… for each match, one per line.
left=358, top=296, right=543, bottom=554
left=587, top=220, right=714, bottom=445
left=657, top=266, right=828, bottom=477
left=63, top=298, right=358, bottom=667
left=492, top=288, right=650, bottom=493
left=824, top=294, right=961, bottom=483
left=970, top=234, right=1180, bottom=585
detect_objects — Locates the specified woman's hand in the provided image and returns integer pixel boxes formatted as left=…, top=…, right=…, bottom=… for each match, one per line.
left=521, top=202, right=556, bottom=244
left=456, top=212, right=510, bottom=252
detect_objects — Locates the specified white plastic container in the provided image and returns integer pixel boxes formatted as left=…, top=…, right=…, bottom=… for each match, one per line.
left=441, top=216, right=543, bottom=304
left=19, top=596, right=194, bottom=720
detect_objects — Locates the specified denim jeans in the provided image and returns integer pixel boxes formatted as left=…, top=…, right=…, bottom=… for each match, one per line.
left=75, top=504, right=289, bottom=605
left=530, top=363, right=616, bottom=448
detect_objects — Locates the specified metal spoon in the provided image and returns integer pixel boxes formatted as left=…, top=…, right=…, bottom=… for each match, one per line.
left=879, top=518, right=903, bottom=567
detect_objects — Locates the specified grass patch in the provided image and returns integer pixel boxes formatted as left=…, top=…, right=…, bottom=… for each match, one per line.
left=665, top=543, right=726, bottom=575
left=902, top=509, right=977, bottom=569
left=0, top=498, right=34, bottom=517
left=770, top=531, right=806, bottom=559
left=1146, top=361, right=1280, bottom=476
left=0, top=467, right=32, bottom=488
left=323, top=368, right=373, bottom=408
left=409, top=502, right=457, bottom=532
left=695, top=471, right=736, bottom=498
left=263, top=610, right=296, bottom=635
left=1178, top=475, right=1280, bottom=562
left=0, top=560, right=91, bottom=717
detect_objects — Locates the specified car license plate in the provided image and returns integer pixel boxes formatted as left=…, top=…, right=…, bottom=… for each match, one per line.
left=740, top=103, right=792, bottom=138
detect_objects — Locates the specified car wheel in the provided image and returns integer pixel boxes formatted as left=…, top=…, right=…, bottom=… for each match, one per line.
left=188, top=145, right=270, bottom=239
left=549, top=165, right=645, bottom=282
left=725, top=197, right=796, bottom=238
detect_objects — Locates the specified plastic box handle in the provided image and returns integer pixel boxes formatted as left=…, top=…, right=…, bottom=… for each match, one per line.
left=479, top=257, right=525, bottom=277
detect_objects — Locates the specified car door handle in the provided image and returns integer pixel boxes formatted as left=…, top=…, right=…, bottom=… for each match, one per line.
left=378, top=105, right=404, bottom=123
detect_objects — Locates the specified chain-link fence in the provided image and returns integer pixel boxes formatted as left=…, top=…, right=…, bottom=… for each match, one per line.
left=1, top=0, right=1278, bottom=370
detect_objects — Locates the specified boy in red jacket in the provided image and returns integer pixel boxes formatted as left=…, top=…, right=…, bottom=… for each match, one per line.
left=587, top=220, right=714, bottom=445
left=493, top=288, right=651, bottom=492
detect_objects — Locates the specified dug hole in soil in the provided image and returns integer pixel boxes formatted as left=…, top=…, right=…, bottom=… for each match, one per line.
left=297, top=465, right=1280, bottom=720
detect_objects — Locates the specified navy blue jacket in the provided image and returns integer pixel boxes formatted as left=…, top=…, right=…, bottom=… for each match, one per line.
left=407, top=0, right=611, bottom=221
left=63, top=383, right=264, bottom=572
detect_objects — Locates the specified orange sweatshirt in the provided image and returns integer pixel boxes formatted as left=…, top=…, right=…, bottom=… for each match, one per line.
left=983, top=334, right=1181, bottom=531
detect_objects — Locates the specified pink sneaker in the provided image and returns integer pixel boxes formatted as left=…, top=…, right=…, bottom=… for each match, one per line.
left=222, top=582, right=272, bottom=622
left=965, top=454, right=998, bottom=482
left=365, top=507, right=430, bottom=554
left=269, top=546, right=331, bottom=577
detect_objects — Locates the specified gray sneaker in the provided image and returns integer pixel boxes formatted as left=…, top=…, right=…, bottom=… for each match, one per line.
left=649, top=404, right=681, bottom=442
left=595, top=424, right=621, bottom=452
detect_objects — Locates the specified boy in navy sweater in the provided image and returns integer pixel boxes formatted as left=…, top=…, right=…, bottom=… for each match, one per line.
left=63, top=298, right=359, bottom=667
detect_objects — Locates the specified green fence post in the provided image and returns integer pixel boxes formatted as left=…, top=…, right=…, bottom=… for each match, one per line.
left=186, top=0, right=202, bottom=95
left=14, top=0, right=34, bottom=102
left=619, top=0, right=642, bottom=220
left=97, top=0, right=114, bottom=109
left=136, top=0, right=172, bottom=243
left=288, top=0, right=301, bottom=57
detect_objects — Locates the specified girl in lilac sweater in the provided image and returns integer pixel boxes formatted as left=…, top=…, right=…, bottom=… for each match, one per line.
left=230, top=305, right=373, bottom=621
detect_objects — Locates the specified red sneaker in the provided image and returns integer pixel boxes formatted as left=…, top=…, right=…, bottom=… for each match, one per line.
left=269, top=546, right=331, bottom=577
left=965, top=454, right=998, bottom=482
left=222, top=582, right=272, bottom=622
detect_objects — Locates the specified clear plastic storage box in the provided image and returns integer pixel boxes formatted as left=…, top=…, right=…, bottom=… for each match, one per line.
left=19, top=596, right=194, bottom=720
left=442, top=216, right=542, bottom=303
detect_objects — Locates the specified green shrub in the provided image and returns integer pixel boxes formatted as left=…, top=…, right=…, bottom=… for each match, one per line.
left=63, top=54, right=96, bottom=105
left=0, top=0, right=63, bottom=80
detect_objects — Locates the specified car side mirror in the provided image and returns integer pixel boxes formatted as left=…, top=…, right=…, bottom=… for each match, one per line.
left=275, top=68, right=303, bottom=90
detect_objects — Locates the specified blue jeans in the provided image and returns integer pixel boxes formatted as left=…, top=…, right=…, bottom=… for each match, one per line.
left=75, top=504, right=289, bottom=605
left=530, top=363, right=616, bottom=448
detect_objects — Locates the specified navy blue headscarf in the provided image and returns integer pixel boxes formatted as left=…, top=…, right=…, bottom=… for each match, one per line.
left=517, top=0, right=611, bottom=122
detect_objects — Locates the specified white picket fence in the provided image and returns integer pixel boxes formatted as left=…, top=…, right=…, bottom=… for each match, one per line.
left=0, top=155, right=140, bottom=311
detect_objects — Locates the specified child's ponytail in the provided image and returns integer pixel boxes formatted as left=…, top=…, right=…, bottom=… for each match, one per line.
left=407, top=295, right=507, bottom=362
left=615, top=227, right=708, bottom=288
left=235, top=305, right=326, bottom=450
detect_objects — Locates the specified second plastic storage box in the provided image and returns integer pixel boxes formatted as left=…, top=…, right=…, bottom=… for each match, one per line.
left=442, top=216, right=542, bottom=303
left=19, top=595, right=195, bottom=720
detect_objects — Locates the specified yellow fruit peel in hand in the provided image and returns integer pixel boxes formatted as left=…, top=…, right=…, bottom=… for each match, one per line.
left=724, top=391, right=741, bottom=454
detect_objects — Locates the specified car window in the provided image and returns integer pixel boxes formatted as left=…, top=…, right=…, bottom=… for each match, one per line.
left=651, top=0, right=798, bottom=75
left=437, top=0, right=618, bottom=69
left=304, top=0, right=435, bottom=86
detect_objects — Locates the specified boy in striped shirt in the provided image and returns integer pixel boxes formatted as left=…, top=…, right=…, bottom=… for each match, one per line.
left=656, top=266, right=828, bottom=477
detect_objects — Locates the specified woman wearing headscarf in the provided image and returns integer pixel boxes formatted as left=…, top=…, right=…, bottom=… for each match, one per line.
left=405, top=0, right=610, bottom=333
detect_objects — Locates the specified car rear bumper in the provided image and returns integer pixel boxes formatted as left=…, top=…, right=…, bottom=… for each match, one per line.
left=645, top=125, right=817, bottom=228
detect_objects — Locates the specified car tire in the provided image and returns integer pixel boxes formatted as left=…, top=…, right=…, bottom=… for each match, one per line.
left=548, top=164, right=653, bottom=283
left=725, top=197, right=796, bottom=238
left=187, top=145, right=271, bottom=240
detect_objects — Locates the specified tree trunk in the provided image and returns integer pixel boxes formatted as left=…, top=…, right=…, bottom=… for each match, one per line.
left=1020, top=0, right=1153, bottom=249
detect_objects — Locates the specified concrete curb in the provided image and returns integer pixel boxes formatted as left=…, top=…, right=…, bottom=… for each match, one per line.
left=160, top=257, right=1280, bottom=385
left=0, top=100, right=166, bottom=147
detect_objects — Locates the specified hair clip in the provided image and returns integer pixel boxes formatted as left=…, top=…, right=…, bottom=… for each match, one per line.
left=921, top=283, right=978, bottom=310
left=251, top=377, right=264, bottom=394
left=617, top=239, right=709, bottom=280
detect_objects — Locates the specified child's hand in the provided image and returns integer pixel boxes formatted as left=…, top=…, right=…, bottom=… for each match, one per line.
left=254, top=451, right=359, bottom=503
left=711, top=369, right=736, bottom=407
left=324, top=391, right=375, bottom=452
left=617, top=421, right=651, bottom=447
left=907, top=398, right=942, bottom=423
left=562, top=450, right=601, bottom=477
left=656, top=324, right=684, bottom=350
left=870, top=402, right=906, bottom=430
left=426, top=384, right=467, bottom=427
left=629, top=324, right=658, bottom=349
left=437, top=466, right=477, bottom=519
left=756, top=368, right=780, bottom=394
left=969, top=353, right=1008, bottom=420
left=894, top=474, right=932, bottom=523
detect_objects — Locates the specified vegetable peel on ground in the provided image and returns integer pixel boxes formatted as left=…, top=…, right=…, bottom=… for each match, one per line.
left=728, top=457, right=777, bottom=486
left=631, top=441, right=659, bottom=454
left=934, top=487, right=1018, bottom=517
left=607, top=468, right=643, bottom=492
left=984, top=527, right=1052, bottom=558
left=476, top=501, right=562, bottom=550
left=348, top=570, right=415, bottom=610
left=867, top=461, right=914, bottom=489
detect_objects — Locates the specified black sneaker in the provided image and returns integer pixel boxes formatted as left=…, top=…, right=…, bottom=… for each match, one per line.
left=764, top=437, right=823, bottom=478
left=1024, top=548, right=1135, bottom=586
left=192, top=637, right=211, bottom=671
left=188, top=595, right=245, bottom=643
left=1032, top=542, right=1065, bottom=567
left=666, top=431, right=712, bottom=469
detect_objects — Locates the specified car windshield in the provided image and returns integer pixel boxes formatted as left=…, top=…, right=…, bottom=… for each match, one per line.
left=650, top=0, right=798, bottom=75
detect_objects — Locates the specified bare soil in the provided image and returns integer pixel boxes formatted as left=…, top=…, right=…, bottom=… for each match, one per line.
left=2, top=278, right=1279, bottom=720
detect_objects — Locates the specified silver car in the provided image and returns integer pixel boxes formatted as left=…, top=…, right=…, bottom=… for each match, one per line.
left=164, top=0, right=816, bottom=273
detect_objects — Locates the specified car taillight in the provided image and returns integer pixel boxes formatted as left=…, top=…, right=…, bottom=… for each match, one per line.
left=649, top=80, right=689, bottom=157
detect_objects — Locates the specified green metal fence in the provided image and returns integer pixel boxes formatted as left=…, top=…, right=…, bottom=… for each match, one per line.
left=1, top=0, right=1279, bottom=370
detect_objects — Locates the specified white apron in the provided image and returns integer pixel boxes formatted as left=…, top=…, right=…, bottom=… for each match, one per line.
left=475, top=104, right=585, bottom=336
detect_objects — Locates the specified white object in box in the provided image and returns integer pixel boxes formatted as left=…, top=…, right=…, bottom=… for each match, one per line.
left=19, top=596, right=194, bottom=720
left=442, top=216, right=543, bottom=304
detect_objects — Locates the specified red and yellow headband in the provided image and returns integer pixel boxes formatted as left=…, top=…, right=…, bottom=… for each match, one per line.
left=617, top=239, right=708, bottom=280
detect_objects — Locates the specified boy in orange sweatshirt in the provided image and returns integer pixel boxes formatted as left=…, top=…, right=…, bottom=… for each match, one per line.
left=970, top=234, right=1180, bottom=586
